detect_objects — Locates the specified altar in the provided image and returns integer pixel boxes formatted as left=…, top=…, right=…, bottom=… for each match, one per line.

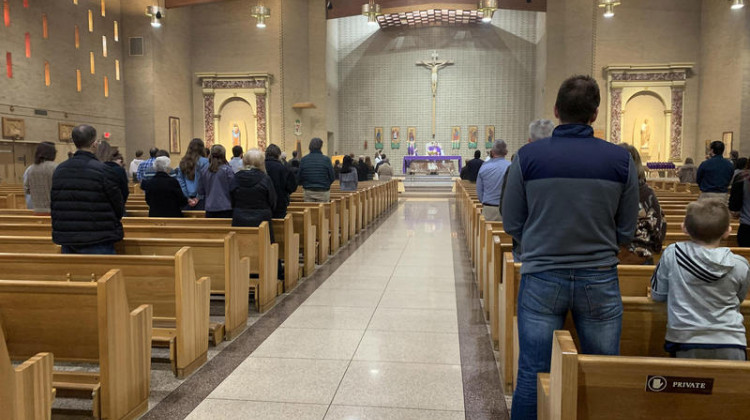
left=403, top=155, right=462, bottom=175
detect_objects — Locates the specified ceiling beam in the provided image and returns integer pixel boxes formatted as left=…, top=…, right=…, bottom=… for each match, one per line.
left=327, top=0, right=546, bottom=19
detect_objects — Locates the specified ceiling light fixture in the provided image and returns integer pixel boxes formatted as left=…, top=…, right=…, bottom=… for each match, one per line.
left=731, top=0, right=744, bottom=10
left=478, top=0, right=498, bottom=23
left=362, top=0, right=382, bottom=26
left=598, top=0, right=621, bottom=18
left=251, top=3, right=271, bottom=28
left=145, top=5, right=165, bottom=28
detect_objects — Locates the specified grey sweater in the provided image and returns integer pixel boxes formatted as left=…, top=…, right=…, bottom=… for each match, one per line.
left=651, top=242, right=750, bottom=347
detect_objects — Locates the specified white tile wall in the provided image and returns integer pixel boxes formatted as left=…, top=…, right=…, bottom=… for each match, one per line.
left=333, top=10, right=541, bottom=164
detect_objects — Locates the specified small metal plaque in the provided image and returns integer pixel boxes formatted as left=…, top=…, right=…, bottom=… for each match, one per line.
left=646, top=375, right=713, bottom=395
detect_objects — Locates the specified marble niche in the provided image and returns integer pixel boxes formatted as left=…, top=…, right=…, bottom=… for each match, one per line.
left=197, top=73, right=271, bottom=150
left=604, top=64, right=693, bottom=162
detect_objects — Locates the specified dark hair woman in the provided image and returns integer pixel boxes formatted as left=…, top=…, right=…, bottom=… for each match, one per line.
left=339, top=155, right=358, bottom=191
left=96, top=140, right=129, bottom=210
left=24, top=142, right=57, bottom=214
left=176, top=138, right=209, bottom=210
left=196, top=144, right=234, bottom=218
left=264, top=144, right=298, bottom=218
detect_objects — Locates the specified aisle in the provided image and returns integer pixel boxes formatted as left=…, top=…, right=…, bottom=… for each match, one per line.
left=146, top=198, right=507, bottom=420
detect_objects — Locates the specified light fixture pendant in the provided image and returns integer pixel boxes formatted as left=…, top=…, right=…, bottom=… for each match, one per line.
left=731, top=0, right=745, bottom=10
left=362, top=0, right=382, bottom=26
left=478, top=0, right=498, bottom=23
left=251, top=4, right=271, bottom=28
left=598, top=0, right=621, bottom=18
left=145, top=5, right=165, bottom=28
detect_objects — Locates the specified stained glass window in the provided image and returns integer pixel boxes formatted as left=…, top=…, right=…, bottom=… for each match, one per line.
left=88, top=9, right=93, bottom=32
left=74, top=25, right=80, bottom=48
left=6, top=52, right=12, bottom=78
left=103, top=76, right=109, bottom=97
left=114, top=21, right=118, bottom=42
left=44, top=61, right=50, bottom=86
left=115, top=59, right=120, bottom=81
left=102, top=36, right=107, bottom=57
left=76, top=69, right=81, bottom=92
left=25, top=33, right=30, bottom=57
left=42, top=14, right=48, bottom=39
left=90, top=51, right=95, bottom=74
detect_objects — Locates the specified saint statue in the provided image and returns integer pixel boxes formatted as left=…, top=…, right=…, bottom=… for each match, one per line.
left=231, top=123, right=241, bottom=147
left=640, top=118, right=651, bottom=150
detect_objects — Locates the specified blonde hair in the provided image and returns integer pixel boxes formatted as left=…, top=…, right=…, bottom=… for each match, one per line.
left=243, top=149, right=266, bottom=172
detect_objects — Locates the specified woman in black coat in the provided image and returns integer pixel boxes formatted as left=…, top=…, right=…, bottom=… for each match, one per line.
left=230, top=149, right=277, bottom=242
left=264, top=144, right=297, bottom=219
left=141, top=157, right=187, bottom=217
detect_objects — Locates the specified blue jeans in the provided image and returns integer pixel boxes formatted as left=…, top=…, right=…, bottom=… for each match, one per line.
left=61, top=243, right=116, bottom=255
left=511, top=268, right=623, bottom=420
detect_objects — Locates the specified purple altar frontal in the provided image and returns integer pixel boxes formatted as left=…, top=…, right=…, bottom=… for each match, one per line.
left=403, top=155, right=463, bottom=174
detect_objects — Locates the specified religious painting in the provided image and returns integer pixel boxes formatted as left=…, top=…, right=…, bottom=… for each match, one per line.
left=2, top=117, right=25, bottom=140
left=169, top=116, right=181, bottom=154
left=391, top=126, right=400, bottom=149
left=406, top=127, right=416, bottom=155
left=451, top=126, right=461, bottom=150
left=374, top=127, right=383, bottom=150
left=485, top=126, right=495, bottom=149
left=58, top=123, right=75, bottom=142
left=468, top=126, right=478, bottom=149
left=723, top=132, right=734, bottom=155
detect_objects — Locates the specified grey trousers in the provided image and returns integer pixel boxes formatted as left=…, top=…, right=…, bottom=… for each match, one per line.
left=675, top=347, right=747, bottom=361
left=482, top=205, right=502, bottom=222
left=304, top=189, right=330, bottom=203
left=698, top=192, right=729, bottom=203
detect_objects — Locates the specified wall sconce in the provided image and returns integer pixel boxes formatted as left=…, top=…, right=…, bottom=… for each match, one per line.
left=599, top=0, right=621, bottom=18
left=251, top=4, right=271, bottom=28
left=478, top=0, right=498, bottom=23
left=731, top=0, right=745, bottom=10
left=145, top=5, right=165, bottom=27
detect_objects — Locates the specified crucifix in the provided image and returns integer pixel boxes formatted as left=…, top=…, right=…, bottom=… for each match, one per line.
left=416, top=51, right=454, bottom=139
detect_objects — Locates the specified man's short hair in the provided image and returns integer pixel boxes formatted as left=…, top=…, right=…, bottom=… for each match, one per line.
left=731, top=150, right=739, bottom=159
left=474, top=150, right=481, bottom=159
left=135, top=150, right=144, bottom=158
left=710, top=141, right=725, bottom=156
left=381, top=154, right=386, bottom=159
left=232, top=145, right=243, bottom=158
left=309, top=138, right=323, bottom=152
left=684, top=199, right=730, bottom=243
left=685, top=157, right=694, bottom=165
left=529, top=119, right=556, bottom=141
left=292, top=150, right=298, bottom=158
left=555, top=75, right=601, bottom=124
left=72, top=125, right=97, bottom=149
left=149, top=147, right=159, bottom=158
left=491, top=140, right=508, bottom=157
left=156, top=149, right=170, bottom=158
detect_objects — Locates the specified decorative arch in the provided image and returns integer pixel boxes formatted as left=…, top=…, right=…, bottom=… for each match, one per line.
left=605, top=64, right=693, bottom=161
left=197, top=72, right=272, bottom=149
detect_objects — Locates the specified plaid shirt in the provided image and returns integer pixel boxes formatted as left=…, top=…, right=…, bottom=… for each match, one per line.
left=136, top=158, right=155, bottom=182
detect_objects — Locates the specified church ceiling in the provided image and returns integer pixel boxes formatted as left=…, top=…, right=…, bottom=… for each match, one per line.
left=164, top=0, right=547, bottom=15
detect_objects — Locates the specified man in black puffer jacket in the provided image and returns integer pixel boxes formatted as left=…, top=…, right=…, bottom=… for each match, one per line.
left=264, top=144, right=297, bottom=218
left=51, top=125, right=124, bottom=254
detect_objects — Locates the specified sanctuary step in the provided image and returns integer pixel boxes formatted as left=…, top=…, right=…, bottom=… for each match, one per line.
left=401, top=175, right=455, bottom=198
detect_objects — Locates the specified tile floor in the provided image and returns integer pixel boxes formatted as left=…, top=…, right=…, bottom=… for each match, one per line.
left=183, top=199, right=479, bottom=419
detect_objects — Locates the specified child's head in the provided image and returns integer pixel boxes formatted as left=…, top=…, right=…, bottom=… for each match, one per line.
left=683, top=199, right=731, bottom=244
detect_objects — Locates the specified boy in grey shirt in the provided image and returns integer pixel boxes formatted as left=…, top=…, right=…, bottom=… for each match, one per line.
left=651, top=199, right=749, bottom=360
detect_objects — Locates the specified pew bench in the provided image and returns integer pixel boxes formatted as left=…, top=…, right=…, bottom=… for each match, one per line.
left=0, top=249, right=209, bottom=379
left=538, top=330, right=750, bottom=420
left=0, top=270, right=152, bottom=420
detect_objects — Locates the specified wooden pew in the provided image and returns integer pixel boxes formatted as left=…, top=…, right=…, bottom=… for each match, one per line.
left=0, top=324, right=54, bottom=420
left=538, top=330, right=750, bottom=420
left=288, top=202, right=331, bottom=264
left=0, top=220, right=279, bottom=313
left=0, top=249, right=209, bottom=379
left=0, top=269, right=152, bottom=420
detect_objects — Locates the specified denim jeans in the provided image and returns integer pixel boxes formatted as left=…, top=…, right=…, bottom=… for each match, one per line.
left=510, top=268, right=623, bottom=420
left=61, top=243, right=116, bottom=255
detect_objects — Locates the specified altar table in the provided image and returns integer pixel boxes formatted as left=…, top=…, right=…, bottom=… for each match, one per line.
left=403, top=155, right=463, bottom=174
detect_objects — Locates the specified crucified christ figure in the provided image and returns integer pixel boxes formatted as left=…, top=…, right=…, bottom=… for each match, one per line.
left=416, top=50, right=454, bottom=97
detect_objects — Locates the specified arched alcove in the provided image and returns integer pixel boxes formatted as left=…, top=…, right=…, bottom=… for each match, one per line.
left=623, top=91, right=668, bottom=162
left=217, top=97, right=257, bottom=151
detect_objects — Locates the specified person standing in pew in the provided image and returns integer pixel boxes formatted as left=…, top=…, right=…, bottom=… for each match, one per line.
left=697, top=141, right=734, bottom=202
left=177, top=138, right=210, bottom=211
left=231, top=149, right=277, bottom=241
left=651, top=199, right=750, bottom=361
left=298, top=137, right=335, bottom=203
left=264, top=143, right=297, bottom=218
left=476, top=140, right=510, bottom=222
left=96, top=141, right=129, bottom=213
left=229, top=145, right=244, bottom=173
left=502, top=75, right=640, bottom=420
left=51, top=125, right=124, bottom=255
left=140, top=156, right=187, bottom=217
left=135, top=147, right=158, bottom=182
left=339, top=155, right=358, bottom=191
left=24, top=141, right=57, bottom=215
left=194, top=144, right=234, bottom=218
